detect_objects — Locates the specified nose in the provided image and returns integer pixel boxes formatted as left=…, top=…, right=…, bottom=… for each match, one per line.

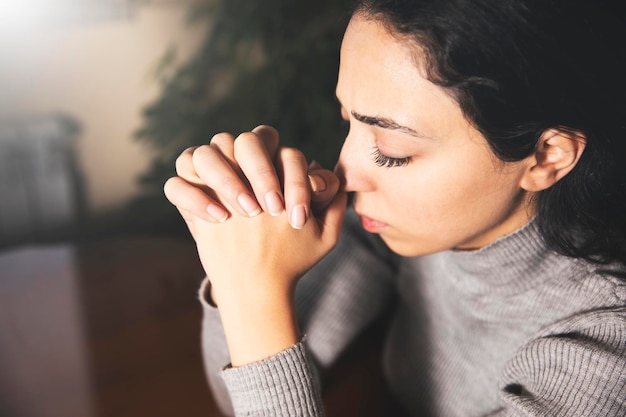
left=334, top=130, right=375, bottom=193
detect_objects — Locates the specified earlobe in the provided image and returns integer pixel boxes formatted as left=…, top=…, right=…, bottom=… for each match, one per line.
left=520, top=129, right=586, bottom=192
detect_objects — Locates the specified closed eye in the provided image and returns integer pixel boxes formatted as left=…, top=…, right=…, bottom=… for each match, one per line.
left=371, top=147, right=411, bottom=168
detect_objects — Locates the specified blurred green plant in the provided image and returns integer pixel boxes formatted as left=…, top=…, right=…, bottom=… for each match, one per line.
left=129, top=0, right=353, bottom=236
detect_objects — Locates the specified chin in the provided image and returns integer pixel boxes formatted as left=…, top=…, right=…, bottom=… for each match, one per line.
left=380, top=235, right=446, bottom=258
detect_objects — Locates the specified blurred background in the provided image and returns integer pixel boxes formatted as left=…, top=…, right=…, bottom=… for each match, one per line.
left=0, top=1, right=368, bottom=416
left=0, top=0, right=350, bottom=246
left=0, top=0, right=208, bottom=245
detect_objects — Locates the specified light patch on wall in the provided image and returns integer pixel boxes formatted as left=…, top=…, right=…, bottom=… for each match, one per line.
left=0, top=2, right=208, bottom=214
left=0, top=0, right=133, bottom=35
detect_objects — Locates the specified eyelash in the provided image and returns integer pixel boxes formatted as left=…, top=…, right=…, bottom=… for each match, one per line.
left=371, top=147, right=411, bottom=168
left=340, top=117, right=411, bottom=168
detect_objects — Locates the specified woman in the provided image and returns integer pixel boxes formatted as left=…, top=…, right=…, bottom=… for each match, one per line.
left=164, top=0, right=626, bottom=415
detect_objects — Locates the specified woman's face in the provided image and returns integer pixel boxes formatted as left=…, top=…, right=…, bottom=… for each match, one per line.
left=335, top=15, right=535, bottom=256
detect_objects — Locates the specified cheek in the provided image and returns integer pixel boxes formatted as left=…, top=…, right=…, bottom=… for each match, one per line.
left=381, top=155, right=514, bottom=225
left=383, top=159, right=471, bottom=211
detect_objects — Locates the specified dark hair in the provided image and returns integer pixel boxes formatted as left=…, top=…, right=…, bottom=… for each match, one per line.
left=353, top=0, right=626, bottom=265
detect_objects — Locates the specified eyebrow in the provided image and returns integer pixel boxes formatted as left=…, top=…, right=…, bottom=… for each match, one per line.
left=351, top=111, right=424, bottom=137
left=336, top=94, right=431, bottom=139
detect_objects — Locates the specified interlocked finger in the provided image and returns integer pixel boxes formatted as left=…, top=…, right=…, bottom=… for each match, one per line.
left=277, top=147, right=311, bottom=229
left=235, top=131, right=285, bottom=216
left=175, top=146, right=202, bottom=185
left=163, top=176, right=229, bottom=223
left=171, top=126, right=289, bottom=222
left=192, top=143, right=261, bottom=218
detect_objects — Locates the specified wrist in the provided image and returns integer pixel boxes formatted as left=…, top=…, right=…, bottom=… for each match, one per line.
left=216, top=283, right=300, bottom=367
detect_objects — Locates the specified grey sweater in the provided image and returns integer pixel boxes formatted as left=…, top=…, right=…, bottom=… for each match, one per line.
left=199, top=210, right=626, bottom=416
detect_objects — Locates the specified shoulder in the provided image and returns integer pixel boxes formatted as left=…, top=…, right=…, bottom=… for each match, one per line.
left=539, top=253, right=626, bottom=313
left=496, top=256, right=626, bottom=416
left=580, top=259, right=626, bottom=303
left=499, top=304, right=625, bottom=416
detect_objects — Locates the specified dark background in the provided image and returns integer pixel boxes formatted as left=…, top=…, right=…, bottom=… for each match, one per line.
left=124, top=0, right=352, bottom=242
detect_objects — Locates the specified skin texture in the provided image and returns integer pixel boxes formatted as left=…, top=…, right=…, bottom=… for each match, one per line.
left=163, top=15, right=586, bottom=366
left=193, top=193, right=346, bottom=367
left=167, top=126, right=347, bottom=367
left=335, top=16, right=536, bottom=256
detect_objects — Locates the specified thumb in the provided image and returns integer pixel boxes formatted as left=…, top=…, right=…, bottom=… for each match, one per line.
left=317, top=190, right=348, bottom=247
left=308, top=168, right=340, bottom=214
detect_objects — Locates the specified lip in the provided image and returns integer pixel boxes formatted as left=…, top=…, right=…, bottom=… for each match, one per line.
left=357, top=213, right=388, bottom=233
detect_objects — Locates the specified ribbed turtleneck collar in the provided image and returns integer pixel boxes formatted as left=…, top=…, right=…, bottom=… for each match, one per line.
left=433, top=219, right=568, bottom=295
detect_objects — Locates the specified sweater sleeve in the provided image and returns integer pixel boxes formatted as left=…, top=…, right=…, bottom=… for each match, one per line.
left=199, top=278, right=236, bottom=415
left=492, top=307, right=626, bottom=417
left=220, top=341, right=325, bottom=417
left=199, top=209, right=399, bottom=416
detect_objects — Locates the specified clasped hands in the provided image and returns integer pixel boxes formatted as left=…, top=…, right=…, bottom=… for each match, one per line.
left=164, top=125, right=347, bottom=366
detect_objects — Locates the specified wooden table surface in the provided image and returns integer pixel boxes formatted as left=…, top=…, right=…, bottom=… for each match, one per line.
left=0, top=235, right=401, bottom=417
left=0, top=236, right=224, bottom=417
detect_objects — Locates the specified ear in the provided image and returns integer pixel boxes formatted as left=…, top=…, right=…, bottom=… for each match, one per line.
left=520, top=128, right=586, bottom=192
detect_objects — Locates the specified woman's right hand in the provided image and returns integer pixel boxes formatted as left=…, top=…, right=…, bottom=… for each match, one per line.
left=163, top=125, right=346, bottom=366
left=163, top=125, right=341, bottom=228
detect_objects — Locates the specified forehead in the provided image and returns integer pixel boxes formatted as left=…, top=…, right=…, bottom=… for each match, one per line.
left=341, top=15, right=427, bottom=72
left=336, top=16, right=461, bottom=130
left=339, top=16, right=421, bottom=81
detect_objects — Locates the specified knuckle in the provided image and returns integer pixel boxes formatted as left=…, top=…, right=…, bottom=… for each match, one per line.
left=163, top=177, right=184, bottom=202
left=253, top=124, right=278, bottom=135
left=254, top=164, right=277, bottom=178
left=234, top=131, right=263, bottom=151
left=216, top=174, right=242, bottom=198
left=252, top=125, right=280, bottom=156
left=317, top=170, right=339, bottom=191
left=210, top=132, right=235, bottom=147
left=281, top=148, right=308, bottom=187
left=181, top=146, right=198, bottom=156
left=191, top=144, right=215, bottom=165
left=163, top=177, right=176, bottom=196
left=281, top=147, right=306, bottom=164
left=252, top=125, right=279, bottom=141
left=175, top=149, right=194, bottom=175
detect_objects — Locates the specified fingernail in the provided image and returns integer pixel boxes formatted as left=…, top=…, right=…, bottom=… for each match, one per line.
left=207, top=204, right=229, bottom=222
left=290, top=205, right=307, bottom=229
left=308, top=174, right=327, bottom=192
left=237, top=193, right=262, bottom=217
left=265, top=191, right=284, bottom=216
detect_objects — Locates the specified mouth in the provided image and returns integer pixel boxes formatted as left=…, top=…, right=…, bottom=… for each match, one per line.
left=357, top=212, right=388, bottom=233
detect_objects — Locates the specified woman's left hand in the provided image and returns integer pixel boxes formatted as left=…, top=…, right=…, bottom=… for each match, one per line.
left=168, top=126, right=347, bottom=366
left=194, top=179, right=347, bottom=307
left=195, top=162, right=346, bottom=366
